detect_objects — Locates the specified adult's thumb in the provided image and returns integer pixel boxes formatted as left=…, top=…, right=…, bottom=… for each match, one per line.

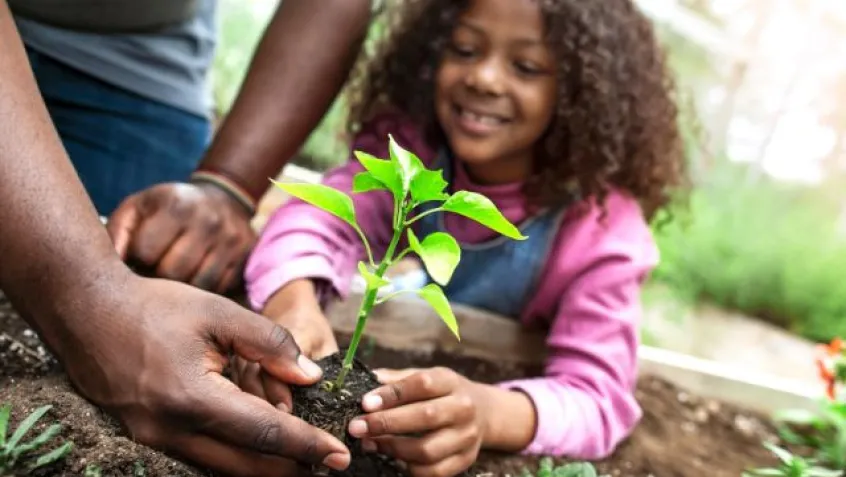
left=213, top=303, right=325, bottom=386
left=106, top=198, right=142, bottom=259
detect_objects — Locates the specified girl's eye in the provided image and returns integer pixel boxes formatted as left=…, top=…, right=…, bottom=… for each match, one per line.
left=449, top=42, right=476, bottom=58
left=515, top=61, right=543, bottom=75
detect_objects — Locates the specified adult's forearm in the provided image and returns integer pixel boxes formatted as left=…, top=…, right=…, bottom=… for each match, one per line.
left=0, top=2, right=126, bottom=352
left=200, top=0, right=372, bottom=202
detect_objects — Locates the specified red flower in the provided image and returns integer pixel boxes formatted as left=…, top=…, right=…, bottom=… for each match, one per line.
left=817, top=338, right=845, bottom=400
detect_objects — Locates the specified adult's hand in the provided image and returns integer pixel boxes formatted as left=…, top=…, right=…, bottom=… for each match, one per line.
left=107, top=182, right=256, bottom=293
left=0, top=4, right=347, bottom=474
left=60, top=272, right=350, bottom=476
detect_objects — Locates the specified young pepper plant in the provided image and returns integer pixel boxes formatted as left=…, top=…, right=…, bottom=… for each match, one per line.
left=272, top=135, right=526, bottom=389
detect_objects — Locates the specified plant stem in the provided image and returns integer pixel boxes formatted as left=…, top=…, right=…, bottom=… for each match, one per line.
left=352, top=224, right=376, bottom=267
left=404, top=207, right=443, bottom=227
left=335, top=219, right=405, bottom=389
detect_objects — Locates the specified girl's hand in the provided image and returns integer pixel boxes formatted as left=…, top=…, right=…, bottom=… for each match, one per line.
left=232, top=279, right=339, bottom=410
left=347, top=367, right=490, bottom=477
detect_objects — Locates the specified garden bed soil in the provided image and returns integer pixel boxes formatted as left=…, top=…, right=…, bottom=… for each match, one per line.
left=0, top=292, right=790, bottom=476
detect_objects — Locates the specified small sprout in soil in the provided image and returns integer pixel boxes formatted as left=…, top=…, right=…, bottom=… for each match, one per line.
left=0, top=403, right=73, bottom=475
left=84, top=464, right=102, bottom=477
left=273, top=135, right=525, bottom=390
left=520, top=457, right=599, bottom=477
left=743, top=442, right=843, bottom=477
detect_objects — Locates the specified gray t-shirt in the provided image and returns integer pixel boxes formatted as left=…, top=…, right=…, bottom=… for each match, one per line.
left=12, top=0, right=218, bottom=118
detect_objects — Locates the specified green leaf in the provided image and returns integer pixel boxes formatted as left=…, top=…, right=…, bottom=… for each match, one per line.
left=744, top=469, right=787, bottom=477
left=763, top=442, right=795, bottom=465
left=358, top=261, right=390, bottom=290
left=556, top=462, right=598, bottom=477
left=30, top=440, right=72, bottom=469
left=272, top=180, right=357, bottom=228
left=0, top=403, right=10, bottom=447
left=442, top=191, right=526, bottom=240
left=7, top=405, right=51, bottom=449
left=352, top=171, right=389, bottom=194
left=354, top=151, right=402, bottom=197
left=388, top=135, right=420, bottom=195
left=408, top=155, right=448, bottom=204
left=774, top=408, right=820, bottom=425
left=12, top=424, right=61, bottom=458
left=407, top=230, right=460, bottom=286
left=416, top=284, right=459, bottom=340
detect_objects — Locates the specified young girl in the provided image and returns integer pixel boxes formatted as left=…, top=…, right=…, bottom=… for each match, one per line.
left=241, top=0, right=686, bottom=475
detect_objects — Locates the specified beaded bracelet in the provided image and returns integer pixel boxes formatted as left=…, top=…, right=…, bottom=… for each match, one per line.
left=189, top=170, right=258, bottom=216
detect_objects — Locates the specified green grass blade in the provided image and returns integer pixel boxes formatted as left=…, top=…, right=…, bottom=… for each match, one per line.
left=30, top=440, right=73, bottom=469
left=7, top=405, right=52, bottom=449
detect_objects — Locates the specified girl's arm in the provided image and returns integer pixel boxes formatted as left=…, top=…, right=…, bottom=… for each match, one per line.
left=496, top=196, right=658, bottom=459
left=245, top=115, right=428, bottom=312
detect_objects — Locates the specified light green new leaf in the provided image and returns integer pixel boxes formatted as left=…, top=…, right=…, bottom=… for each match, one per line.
left=352, top=171, right=389, bottom=193
left=442, top=191, right=526, bottom=240
left=354, top=151, right=401, bottom=197
left=388, top=135, right=420, bottom=195
left=272, top=180, right=357, bottom=228
left=408, top=230, right=460, bottom=286
left=358, top=261, right=390, bottom=290
left=416, top=284, right=460, bottom=340
left=408, top=154, right=448, bottom=204
left=0, top=403, right=10, bottom=447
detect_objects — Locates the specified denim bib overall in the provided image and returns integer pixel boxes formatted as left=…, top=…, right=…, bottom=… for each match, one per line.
left=404, top=152, right=567, bottom=318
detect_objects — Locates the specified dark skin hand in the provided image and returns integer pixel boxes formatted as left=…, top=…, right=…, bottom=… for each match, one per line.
left=0, top=3, right=350, bottom=475
left=108, top=0, right=373, bottom=293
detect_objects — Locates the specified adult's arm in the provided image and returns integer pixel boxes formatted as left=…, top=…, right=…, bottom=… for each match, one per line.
left=0, top=3, right=350, bottom=474
left=108, top=0, right=374, bottom=292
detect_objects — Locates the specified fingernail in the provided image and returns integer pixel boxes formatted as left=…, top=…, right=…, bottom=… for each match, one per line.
left=361, top=439, right=377, bottom=453
left=362, top=394, right=383, bottom=411
left=322, top=452, right=350, bottom=471
left=275, top=402, right=290, bottom=413
left=298, top=355, right=323, bottom=379
left=348, top=419, right=368, bottom=437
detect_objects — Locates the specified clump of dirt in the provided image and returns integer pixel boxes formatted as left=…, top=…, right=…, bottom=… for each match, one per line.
left=291, top=352, right=407, bottom=477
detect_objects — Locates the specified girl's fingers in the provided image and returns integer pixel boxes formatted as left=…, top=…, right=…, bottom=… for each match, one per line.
left=361, top=367, right=459, bottom=412
left=373, top=368, right=421, bottom=384
left=366, top=427, right=477, bottom=465
left=261, top=370, right=293, bottom=412
left=349, top=395, right=469, bottom=437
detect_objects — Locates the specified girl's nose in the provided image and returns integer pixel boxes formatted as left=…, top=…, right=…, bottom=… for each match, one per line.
left=464, top=58, right=505, bottom=96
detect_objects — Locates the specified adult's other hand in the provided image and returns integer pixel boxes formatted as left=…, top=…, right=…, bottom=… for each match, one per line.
left=107, top=182, right=256, bottom=293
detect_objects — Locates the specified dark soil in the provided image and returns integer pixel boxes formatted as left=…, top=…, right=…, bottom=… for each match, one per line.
left=291, top=353, right=406, bottom=477
left=0, top=291, right=794, bottom=476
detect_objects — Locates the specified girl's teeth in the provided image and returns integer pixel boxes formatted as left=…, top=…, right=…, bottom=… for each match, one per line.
left=460, top=109, right=502, bottom=125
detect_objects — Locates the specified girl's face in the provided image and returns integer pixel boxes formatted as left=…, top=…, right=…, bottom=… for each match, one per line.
left=435, top=0, right=557, bottom=185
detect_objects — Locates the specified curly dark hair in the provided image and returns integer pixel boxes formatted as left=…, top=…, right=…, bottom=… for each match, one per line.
left=345, top=0, right=689, bottom=220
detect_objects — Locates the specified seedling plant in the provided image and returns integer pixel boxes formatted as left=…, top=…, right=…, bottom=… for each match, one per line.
left=0, top=403, right=73, bottom=475
left=273, top=135, right=525, bottom=390
left=743, top=443, right=842, bottom=477
left=520, top=457, right=600, bottom=477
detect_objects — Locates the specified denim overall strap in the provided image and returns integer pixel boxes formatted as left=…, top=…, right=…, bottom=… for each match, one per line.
left=413, top=151, right=566, bottom=319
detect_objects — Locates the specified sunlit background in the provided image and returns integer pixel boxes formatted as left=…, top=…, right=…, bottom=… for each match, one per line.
left=211, top=0, right=846, bottom=368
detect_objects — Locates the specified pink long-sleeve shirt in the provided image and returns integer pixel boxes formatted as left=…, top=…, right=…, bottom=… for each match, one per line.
left=245, top=114, right=659, bottom=459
